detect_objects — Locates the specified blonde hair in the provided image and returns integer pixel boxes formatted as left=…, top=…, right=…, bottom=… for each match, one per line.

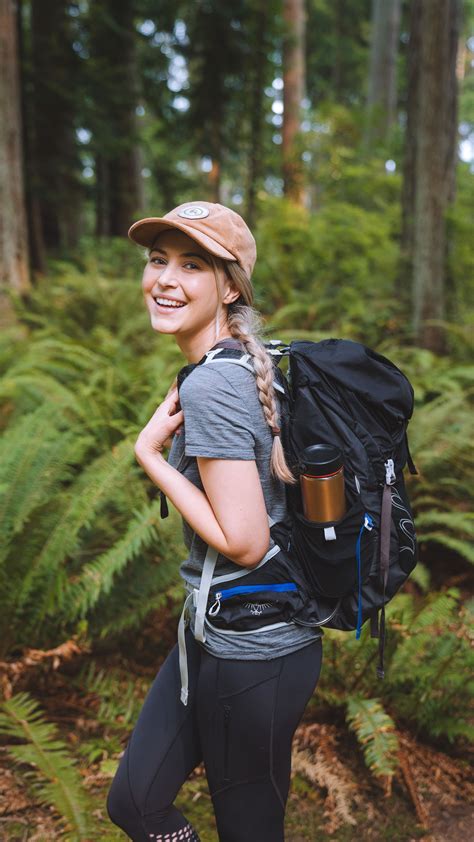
left=208, top=254, right=297, bottom=485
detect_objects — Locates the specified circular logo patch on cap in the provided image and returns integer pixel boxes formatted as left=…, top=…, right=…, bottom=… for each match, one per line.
left=177, top=205, right=210, bottom=219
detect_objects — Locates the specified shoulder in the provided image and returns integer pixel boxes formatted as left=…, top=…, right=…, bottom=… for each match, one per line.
left=179, top=361, right=255, bottom=402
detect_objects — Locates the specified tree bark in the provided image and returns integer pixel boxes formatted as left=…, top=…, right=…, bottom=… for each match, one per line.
left=0, top=0, right=30, bottom=300
left=89, top=0, right=141, bottom=236
left=245, top=0, right=267, bottom=228
left=30, top=0, right=79, bottom=250
left=406, top=0, right=460, bottom=352
left=282, top=0, right=306, bottom=204
left=365, top=0, right=401, bottom=145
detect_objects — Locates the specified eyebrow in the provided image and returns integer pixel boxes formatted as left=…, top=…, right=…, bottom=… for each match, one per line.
left=150, top=247, right=211, bottom=266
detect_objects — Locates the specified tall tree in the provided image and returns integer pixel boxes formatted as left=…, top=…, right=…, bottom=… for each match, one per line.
left=282, top=0, right=306, bottom=204
left=88, top=0, right=142, bottom=236
left=0, top=0, right=30, bottom=298
left=181, top=1, right=248, bottom=204
left=401, top=0, right=461, bottom=352
left=365, top=0, right=401, bottom=145
left=305, top=0, right=371, bottom=107
left=30, top=0, right=80, bottom=250
left=245, top=0, right=269, bottom=227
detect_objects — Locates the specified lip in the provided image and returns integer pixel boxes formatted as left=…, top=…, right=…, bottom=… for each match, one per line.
left=153, top=294, right=186, bottom=304
left=152, top=296, right=187, bottom=314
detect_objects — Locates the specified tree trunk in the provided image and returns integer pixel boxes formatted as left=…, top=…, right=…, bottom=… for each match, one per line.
left=0, top=0, right=30, bottom=300
left=30, top=0, right=79, bottom=250
left=90, top=0, right=141, bottom=237
left=400, top=0, right=421, bottom=295
left=245, top=0, right=267, bottom=228
left=408, top=0, right=460, bottom=352
left=365, top=0, right=401, bottom=145
left=282, top=0, right=306, bottom=204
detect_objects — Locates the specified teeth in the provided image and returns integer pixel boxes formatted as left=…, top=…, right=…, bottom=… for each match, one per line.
left=154, top=297, right=186, bottom=308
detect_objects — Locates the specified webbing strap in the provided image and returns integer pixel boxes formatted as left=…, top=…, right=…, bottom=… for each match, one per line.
left=380, top=483, right=392, bottom=591
left=194, top=544, right=219, bottom=644
left=180, top=510, right=277, bottom=704
left=202, top=353, right=286, bottom=395
left=194, top=513, right=276, bottom=645
left=178, top=592, right=194, bottom=705
left=376, top=483, right=393, bottom=678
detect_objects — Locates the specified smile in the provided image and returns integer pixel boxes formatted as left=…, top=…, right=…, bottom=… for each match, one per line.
left=153, top=297, right=187, bottom=309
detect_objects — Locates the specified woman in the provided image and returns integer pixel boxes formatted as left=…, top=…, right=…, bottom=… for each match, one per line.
left=106, top=201, right=323, bottom=842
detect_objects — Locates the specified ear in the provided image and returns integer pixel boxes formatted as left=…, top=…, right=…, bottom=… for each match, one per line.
left=222, top=285, right=241, bottom=306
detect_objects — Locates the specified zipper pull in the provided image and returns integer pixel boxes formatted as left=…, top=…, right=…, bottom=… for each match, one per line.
left=208, top=592, right=222, bottom=616
left=364, top=513, right=374, bottom=531
left=384, top=458, right=396, bottom=485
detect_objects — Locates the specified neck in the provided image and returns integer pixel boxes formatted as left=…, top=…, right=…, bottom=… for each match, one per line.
left=174, top=326, right=237, bottom=363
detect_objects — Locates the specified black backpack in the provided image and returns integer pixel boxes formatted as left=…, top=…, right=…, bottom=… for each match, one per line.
left=166, top=336, right=419, bottom=679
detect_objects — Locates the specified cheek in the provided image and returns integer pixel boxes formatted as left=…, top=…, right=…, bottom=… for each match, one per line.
left=142, top=266, right=154, bottom=293
left=186, top=276, right=219, bottom=308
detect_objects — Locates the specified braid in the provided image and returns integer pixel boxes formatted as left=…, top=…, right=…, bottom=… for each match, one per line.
left=227, top=302, right=297, bottom=485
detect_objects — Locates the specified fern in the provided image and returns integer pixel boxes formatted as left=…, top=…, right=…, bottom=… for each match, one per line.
left=0, top=403, right=92, bottom=561
left=63, top=498, right=177, bottom=617
left=346, top=696, right=399, bottom=779
left=0, top=692, right=92, bottom=839
left=14, top=439, right=135, bottom=624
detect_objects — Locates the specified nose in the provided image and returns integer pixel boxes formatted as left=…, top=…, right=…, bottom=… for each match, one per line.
left=154, top=260, right=180, bottom=289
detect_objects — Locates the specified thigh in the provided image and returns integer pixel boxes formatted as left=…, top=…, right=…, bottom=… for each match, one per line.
left=197, top=638, right=323, bottom=842
left=109, top=628, right=203, bottom=819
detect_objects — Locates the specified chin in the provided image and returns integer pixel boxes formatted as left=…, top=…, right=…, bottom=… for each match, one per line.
left=149, top=316, right=179, bottom=334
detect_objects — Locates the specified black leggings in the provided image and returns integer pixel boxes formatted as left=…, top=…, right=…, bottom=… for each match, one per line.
left=106, top=628, right=323, bottom=842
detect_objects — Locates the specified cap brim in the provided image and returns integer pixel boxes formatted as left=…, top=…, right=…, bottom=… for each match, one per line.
left=128, top=218, right=236, bottom=262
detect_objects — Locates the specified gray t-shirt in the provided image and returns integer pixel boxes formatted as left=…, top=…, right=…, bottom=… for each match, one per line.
left=167, top=357, right=322, bottom=659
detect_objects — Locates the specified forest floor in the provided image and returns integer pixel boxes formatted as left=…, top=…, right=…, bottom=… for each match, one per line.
left=0, top=632, right=472, bottom=842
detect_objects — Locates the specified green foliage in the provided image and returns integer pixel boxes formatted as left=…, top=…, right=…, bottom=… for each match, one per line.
left=0, top=692, right=92, bottom=840
left=73, top=661, right=149, bottom=765
left=0, top=262, right=186, bottom=657
left=318, top=589, right=474, bottom=746
left=346, top=697, right=399, bottom=779
left=255, top=192, right=399, bottom=339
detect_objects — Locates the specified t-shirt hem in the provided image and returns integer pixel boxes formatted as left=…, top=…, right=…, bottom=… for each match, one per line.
left=199, top=631, right=323, bottom=661
left=185, top=446, right=255, bottom=459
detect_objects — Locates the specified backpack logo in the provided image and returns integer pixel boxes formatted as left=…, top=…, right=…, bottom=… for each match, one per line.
left=177, top=205, right=209, bottom=219
left=245, top=601, right=273, bottom=616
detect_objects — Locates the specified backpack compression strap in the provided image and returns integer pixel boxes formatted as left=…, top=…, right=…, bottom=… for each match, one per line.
left=374, top=459, right=397, bottom=678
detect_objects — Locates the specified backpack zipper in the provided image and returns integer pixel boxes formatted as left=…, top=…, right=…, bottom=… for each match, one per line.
left=208, top=582, right=297, bottom=616
left=384, top=458, right=396, bottom=485
left=355, top=513, right=374, bottom=639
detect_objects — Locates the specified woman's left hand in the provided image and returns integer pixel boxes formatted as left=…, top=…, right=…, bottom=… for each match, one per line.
left=134, top=386, right=184, bottom=459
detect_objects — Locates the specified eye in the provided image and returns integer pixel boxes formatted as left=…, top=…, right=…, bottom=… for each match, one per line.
left=184, top=262, right=199, bottom=270
left=150, top=255, right=165, bottom=265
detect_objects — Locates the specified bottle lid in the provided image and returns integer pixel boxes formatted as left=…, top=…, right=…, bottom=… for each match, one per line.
left=299, top=443, right=343, bottom=476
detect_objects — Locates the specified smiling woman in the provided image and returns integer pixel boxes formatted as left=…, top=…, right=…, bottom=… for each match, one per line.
left=106, top=201, right=323, bottom=842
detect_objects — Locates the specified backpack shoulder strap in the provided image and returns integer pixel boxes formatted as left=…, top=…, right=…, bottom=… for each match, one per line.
left=201, top=347, right=287, bottom=396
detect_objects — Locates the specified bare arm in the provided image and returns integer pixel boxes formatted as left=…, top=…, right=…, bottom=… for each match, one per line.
left=134, top=387, right=270, bottom=567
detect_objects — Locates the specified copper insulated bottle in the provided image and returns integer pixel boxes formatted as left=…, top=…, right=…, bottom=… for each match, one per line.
left=299, top=444, right=346, bottom=523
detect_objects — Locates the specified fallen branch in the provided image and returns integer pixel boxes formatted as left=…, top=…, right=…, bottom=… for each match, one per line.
left=0, top=638, right=90, bottom=700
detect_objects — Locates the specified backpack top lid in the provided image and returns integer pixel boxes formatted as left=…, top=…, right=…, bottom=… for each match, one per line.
left=290, top=339, right=415, bottom=423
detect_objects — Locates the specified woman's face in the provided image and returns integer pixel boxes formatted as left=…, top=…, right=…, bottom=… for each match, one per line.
left=141, top=228, right=238, bottom=343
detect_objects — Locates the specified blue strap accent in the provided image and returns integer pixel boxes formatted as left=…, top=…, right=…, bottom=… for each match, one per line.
left=356, top=513, right=374, bottom=639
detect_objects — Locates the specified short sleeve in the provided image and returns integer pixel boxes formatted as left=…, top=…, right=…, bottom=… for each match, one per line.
left=179, top=365, right=256, bottom=459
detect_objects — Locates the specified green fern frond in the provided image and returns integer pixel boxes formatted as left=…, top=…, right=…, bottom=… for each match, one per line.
left=346, top=696, right=399, bottom=778
left=410, top=588, right=460, bottom=631
left=417, top=533, right=474, bottom=564
left=415, top=511, right=474, bottom=535
left=406, top=562, right=431, bottom=591
left=0, top=407, right=92, bottom=561
left=65, top=498, right=164, bottom=617
left=14, top=439, right=135, bottom=623
left=0, top=692, right=91, bottom=839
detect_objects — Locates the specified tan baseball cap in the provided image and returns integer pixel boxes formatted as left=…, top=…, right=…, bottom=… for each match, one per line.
left=128, top=201, right=257, bottom=278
